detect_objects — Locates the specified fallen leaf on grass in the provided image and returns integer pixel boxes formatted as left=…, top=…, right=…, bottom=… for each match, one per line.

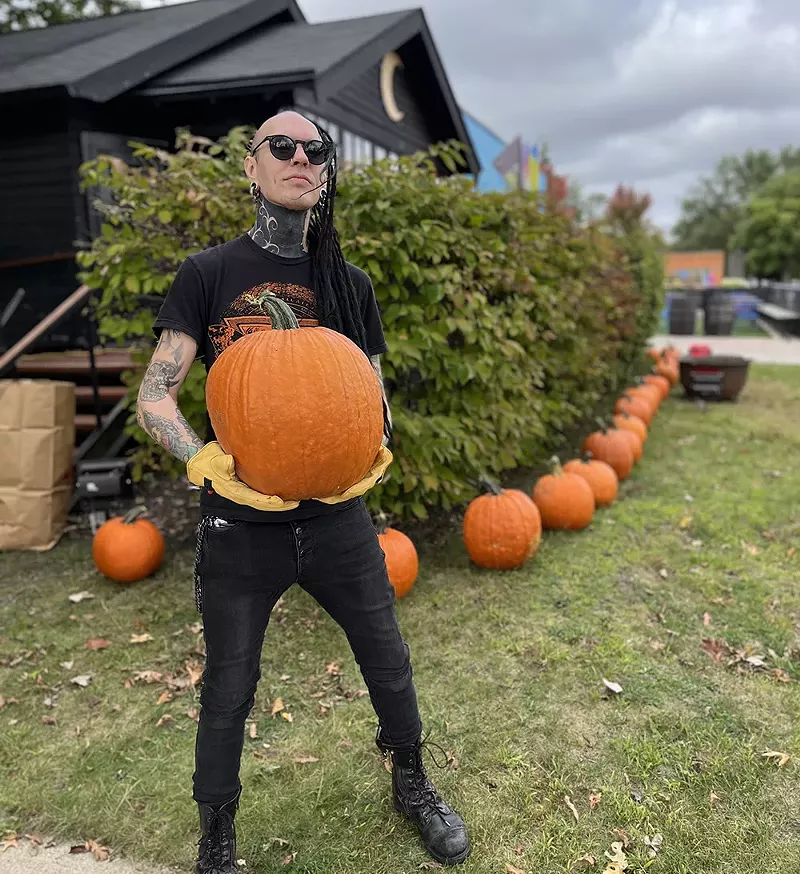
left=293, top=755, right=319, bottom=764
left=612, top=830, right=632, bottom=849
left=130, top=633, right=153, bottom=644
left=249, top=722, right=258, bottom=739
left=650, top=640, right=666, bottom=651
left=133, top=670, right=163, bottom=684
left=69, top=840, right=110, bottom=861
left=574, top=855, right=596, bottom=868
left=281, top=852, right=297, bottom=864
left=771, top=668, right=791, bottom=683
left=762, top=750, right=791, bottom=767
left=281, top=712, right=294, bottom=723
left=446, top=751, right=460, bottom=770
left=603, top=842, right=629, bottom=872
left=41, top=715, right=57, bottom=725
left=71, top=674, right=93, bottom=687
left=1, top=833, right=18, bottom=850
left=505, top=864, right=527, bottom=874
left=271, top=698, right=285, bottom=716
left=658, top=568, right=669, bottom=579
left=85, top=638, right=111, bottom=651
left=589, top=793, right=601, bottom=810
left=644, top=834, right=663, bottom=858
left=156, top=691, right=172, bottom=706
left=60, top=661, right=74, bottom=670
left=789, top=547, right=796, bottom=558
left=602, top=678, right=623, bottom=695
left=186, top=708, right=200, bottom=722
left=741, top=541, right=761, bottom=556
left=68, top=591, right=95, bottom=603
left=679, top=515, right=692, bottom=529
left=155, top=714, right=173, bottom=728
left=325, top=662, right=341, bottom=675
left=702, top=638, right=726, bottom=663
left=710, top=790, right=720, bottom=806
left=269, top=837, right=290, bottom=848
left=564, top=795, right=579, bottom=822
left=703, top=613, right=712, bottom=627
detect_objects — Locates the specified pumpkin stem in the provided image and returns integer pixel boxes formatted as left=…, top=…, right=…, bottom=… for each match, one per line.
left=476, top=474, right=504, bottom=496
left=548, top=454, right=564, bottom=475
left=594, top=416, right=610, bottom=433
left=581, top=450, right=594, bottom=464
left=254, top=291, right=300, bottom=330
left=123, top=505, right=148, bottom=525
left=374, top=510, right=390, bottom=534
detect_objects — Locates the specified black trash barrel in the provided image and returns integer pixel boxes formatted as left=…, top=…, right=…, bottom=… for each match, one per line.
left=669, top=294, right=696, bottom=335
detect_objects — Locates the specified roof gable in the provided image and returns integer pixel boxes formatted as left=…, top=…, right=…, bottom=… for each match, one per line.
left=0, top=0, right=303, bottom=101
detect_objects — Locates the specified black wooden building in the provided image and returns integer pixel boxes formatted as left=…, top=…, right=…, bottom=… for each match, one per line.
left=0, top=0, right=478, bottom=352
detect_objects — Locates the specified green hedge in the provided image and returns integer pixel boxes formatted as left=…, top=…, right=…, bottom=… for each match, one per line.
left=77, top=130, right=663, bottom=521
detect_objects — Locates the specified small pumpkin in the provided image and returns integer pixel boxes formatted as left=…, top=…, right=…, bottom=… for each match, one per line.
left=206, top=293, right=384, bottom=500
left=656, top=353, right=679, bottom=386
left=643, top=373, right=671, bottom=401
left=463, top=476, right=542, bottom=569
left=614, top=391, right=653, bottom=425
left=563, top=453, right=619, bottom=508
left=374, top=511, right=418, bottom=599
left=613, top=411, right=648, bottom=444
left=92, top=507, right=165, bottom=584
left=617, top=425, right=643, bottom=463
left=626, top=384, right=661, bottom=416
left=532, top=456, right=595, bottom=530
left=582, top=418, right=635, bottom=481
left=646, top=347, right=661, bottom=362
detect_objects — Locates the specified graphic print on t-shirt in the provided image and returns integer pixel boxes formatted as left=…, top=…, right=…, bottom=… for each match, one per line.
left=208, top=281, right=318, bottom=358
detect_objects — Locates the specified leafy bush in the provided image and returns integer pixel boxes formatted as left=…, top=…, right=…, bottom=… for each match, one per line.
left=77, top=130, right=663, bottom=520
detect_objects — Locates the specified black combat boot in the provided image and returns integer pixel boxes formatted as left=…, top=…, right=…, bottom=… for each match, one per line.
left=376, top=728, right=471, bottom=866
left=195, top=785, right=241, bottom=874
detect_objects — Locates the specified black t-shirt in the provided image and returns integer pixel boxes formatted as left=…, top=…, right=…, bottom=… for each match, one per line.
left=152, top=233, right=387, bottom=523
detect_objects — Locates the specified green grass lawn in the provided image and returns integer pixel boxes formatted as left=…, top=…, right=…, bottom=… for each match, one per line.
left=1, top=365, right=800, bottom=874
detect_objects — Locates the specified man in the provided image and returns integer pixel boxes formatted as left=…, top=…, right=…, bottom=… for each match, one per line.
left=136, top=111, right=470, bottom=872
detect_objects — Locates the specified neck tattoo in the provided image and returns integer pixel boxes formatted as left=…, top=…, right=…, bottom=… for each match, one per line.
left=249, top=196, right=308, bottom=258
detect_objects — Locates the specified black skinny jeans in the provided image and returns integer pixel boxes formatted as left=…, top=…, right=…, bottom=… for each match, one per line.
left=191, top=498, right=422, bottom=805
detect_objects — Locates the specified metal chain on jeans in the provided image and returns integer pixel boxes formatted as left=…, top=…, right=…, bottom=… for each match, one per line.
left=194, top=516, right=211, bottom=614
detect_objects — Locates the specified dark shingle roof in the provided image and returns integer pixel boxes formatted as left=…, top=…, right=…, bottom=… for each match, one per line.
left=142, top=11, right=413, bottom=92
left=0, top=0, right=301, bottom=100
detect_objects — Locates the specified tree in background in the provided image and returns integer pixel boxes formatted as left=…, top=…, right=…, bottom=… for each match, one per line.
left=563, top=180, right=607, bottom=225
left=605, top=184, right=653, bottom=236
left=0, top=0, right=137, bottom=32
left=672, top=147, right=800, bottom=252
left=732, top=170, right=800, bottom=280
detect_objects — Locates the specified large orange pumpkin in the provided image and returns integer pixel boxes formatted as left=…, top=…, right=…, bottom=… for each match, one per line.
left=374, top=512, right=418, bottom=599
left=613, top=411, right=648, bottom=444
left=615, top=392, right=653, bottom=426
left=563, top=454, right=618, bottom=508
left=656, top=354, right=679, bottom=386
left=532, top=456, right=595, bottom=530
left=206, top=293, right=383, bottom=500
left=582, top=420, right=634, bottom=481
left=626, top=383, right=662, bottom=414
left=617, top=426, right=643, bottom=463
left=93, top=508, right=165, bottom=584
left=463, top=477, right=542, bottom=569
left=643, top=373, right=671, bottom=401
left=646, top=347, right=661, bottom=362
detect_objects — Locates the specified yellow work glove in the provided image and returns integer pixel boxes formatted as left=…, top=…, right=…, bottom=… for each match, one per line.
left=186, top=441, right=393, bottom=512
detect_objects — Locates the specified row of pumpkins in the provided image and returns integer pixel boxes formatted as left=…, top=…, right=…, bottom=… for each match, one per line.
left=91, top=306, right=679, bottom=587
left=380, top=346, right=681, bottom=598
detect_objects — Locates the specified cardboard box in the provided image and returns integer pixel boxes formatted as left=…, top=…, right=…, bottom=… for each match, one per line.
left=0, top=486, right=73, bottom=551
left=0, top=380, right=76, bottom=550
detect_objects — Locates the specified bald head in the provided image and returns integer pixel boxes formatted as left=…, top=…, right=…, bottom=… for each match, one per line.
left=244, top=110, right=327, bottom=211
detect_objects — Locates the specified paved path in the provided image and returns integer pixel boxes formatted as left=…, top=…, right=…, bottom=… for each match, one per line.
left=0, top=837, right=180, bottom=874
left=650, top=334, right=800, bottom=365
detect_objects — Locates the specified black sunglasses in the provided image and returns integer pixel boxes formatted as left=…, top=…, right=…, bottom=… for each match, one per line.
left=250, top=134, right=331, bottom=165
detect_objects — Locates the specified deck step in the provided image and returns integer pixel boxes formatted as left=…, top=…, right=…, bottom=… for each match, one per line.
left=75, top=413, right=105, bottom=432
left=15, top=348, right=134, bottom=375
left=74, top=385, right=130, bottom=403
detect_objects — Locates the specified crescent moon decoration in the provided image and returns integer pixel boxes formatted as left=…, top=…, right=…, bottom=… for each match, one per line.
left=380, top=52, right=405, bottom=123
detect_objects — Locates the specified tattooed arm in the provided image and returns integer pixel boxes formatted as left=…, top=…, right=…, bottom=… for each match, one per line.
left=370, top=354, right=393, bottom=447
left=136, top=329, right=205, bottom=463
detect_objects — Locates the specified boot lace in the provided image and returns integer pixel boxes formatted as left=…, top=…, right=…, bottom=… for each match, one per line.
left=406, top=735, right=453, bottom=814
left=198, top=808, right=234, bottom=872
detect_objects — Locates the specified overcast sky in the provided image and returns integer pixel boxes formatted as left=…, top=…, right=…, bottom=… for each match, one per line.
left=300, top=0, right=800, bottom=232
